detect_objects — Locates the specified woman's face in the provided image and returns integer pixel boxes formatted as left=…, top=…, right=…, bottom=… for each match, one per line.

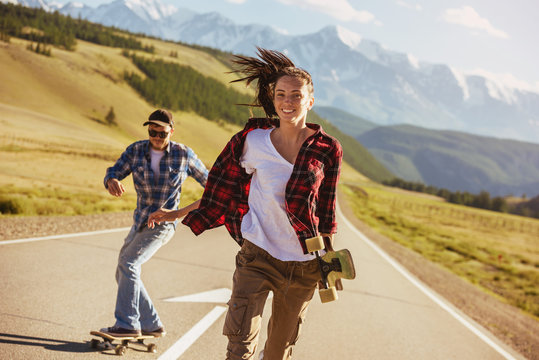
left=273, top=75, right=314, bottom=125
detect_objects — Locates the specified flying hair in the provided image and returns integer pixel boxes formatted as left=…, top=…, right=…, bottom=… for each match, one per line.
left=230, top=47, right=313, bottom=118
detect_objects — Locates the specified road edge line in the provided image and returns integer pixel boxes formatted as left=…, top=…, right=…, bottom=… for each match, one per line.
left=0, top=227, right=131, bottom=245
left=337, top=203, right=519, bottom=360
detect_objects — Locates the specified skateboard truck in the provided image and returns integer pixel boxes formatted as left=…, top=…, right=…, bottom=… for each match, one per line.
left=306, top=235, right=356, bottom=303
left=89, top=331, right=157, bottom=356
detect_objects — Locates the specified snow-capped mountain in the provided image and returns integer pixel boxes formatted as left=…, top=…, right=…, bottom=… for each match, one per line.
left=5, top=0, right=539, bottom=144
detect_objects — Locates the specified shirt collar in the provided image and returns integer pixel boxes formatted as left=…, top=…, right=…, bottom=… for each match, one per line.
left=145, top=140, right=172, bottom=154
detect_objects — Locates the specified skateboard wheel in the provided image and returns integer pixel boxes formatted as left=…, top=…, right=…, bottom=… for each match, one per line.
left=319, top=287, right=338, bottom=303
left=90, top=339, right=100, bottom=349
left=115, top=345, right=127, bottom=355
left=306, top=236, right=325, bottom=253
left=147, top=343, right=157, bottom=353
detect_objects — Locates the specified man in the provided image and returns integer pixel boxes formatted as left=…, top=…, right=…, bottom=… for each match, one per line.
left=101, top=109, right=208, bottom=337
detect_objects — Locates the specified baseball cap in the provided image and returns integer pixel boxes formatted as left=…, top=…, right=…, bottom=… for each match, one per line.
left=143, top=109, right=174, bottom=128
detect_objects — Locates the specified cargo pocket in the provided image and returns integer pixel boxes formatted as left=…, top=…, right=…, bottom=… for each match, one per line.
left=223, top=297, right=250, bottom=336
left=235, top=244, right=257, bottom=267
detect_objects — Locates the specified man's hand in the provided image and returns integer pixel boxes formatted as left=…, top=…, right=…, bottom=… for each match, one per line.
left=106, top=178, right=125, bottom=197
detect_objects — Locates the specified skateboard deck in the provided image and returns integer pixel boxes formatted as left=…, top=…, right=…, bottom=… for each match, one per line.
left=321, top=249, right=356, bottom=287
left=306, top=236, right=356, bottom=303
left=89, top=330, right=157, bottom=355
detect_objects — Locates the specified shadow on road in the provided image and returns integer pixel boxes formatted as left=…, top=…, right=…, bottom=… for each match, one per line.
left=0, top=332, right=94, bottom=353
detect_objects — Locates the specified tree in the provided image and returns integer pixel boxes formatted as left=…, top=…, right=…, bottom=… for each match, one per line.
left=105, top=106, right=116, bottom=125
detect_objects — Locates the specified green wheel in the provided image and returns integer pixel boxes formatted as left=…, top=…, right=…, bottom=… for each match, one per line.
left=115, top=345, right=127, bottom=356
left=319, top=287, right=338, bottom=303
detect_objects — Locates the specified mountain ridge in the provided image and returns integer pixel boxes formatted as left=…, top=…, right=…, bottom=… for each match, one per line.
left=7, top=0, right=539, bottom=144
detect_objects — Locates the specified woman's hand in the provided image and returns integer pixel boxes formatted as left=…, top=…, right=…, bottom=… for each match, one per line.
left=147, top=200, right=201, bottom=229
left=147, top=208, right=178, bottom=229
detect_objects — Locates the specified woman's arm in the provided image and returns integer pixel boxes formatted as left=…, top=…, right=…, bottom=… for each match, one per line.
left=147, top=200, right=201, bottom=228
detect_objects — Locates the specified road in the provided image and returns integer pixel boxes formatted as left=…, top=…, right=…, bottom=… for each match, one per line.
left=0, top=208, right=525, bottom=359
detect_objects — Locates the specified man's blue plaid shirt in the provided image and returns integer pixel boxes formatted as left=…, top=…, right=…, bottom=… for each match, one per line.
left=104, top=140, right=208, bottom=230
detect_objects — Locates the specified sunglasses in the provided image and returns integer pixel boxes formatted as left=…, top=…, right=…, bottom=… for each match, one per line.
left=148, top=129, right=170, bottom=139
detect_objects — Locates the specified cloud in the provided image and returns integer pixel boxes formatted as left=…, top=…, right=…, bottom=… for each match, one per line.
left=396, top=0, right=422, bottom=11
left=277, top=0, right=380, bottom=24
left=443, top=6, right=508, bottom=39
left=226, top=0, right=247, bottom=3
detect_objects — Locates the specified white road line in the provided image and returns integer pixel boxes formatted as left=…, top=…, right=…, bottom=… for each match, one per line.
left=158, top=306, right=227, bottom=360
left=0, top=227, right=131, bottom=245
left=337, top=204, right=519, bottom=360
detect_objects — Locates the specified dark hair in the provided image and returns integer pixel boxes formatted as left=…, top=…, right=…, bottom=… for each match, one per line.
left=230, top=47, right=313, bottom=118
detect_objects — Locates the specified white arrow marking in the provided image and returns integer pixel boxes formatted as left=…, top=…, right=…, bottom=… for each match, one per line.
left=163, top=288, right=232, bottom=304
left=158, top=305, right=227, bottom=360
left=159, top=288, right=273, bottom=359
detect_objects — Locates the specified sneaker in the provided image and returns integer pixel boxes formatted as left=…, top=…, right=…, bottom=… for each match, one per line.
left=100, top=326, right=141, bottom=337
left=142, top=327, right=166, bottom=337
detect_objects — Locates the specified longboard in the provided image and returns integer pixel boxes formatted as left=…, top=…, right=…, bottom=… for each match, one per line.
left=306, top=235, right=356, bottom=303
left=89, top=330, right=157, bottom=355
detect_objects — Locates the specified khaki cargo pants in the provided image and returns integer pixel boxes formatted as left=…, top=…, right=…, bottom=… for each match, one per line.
left=223, top=240, right=321, bottom=360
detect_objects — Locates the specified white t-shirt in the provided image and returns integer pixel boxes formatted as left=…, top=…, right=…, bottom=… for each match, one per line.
left=150, top=148, right=165, bottom=181
left=240, top=128, right=315, bottom=261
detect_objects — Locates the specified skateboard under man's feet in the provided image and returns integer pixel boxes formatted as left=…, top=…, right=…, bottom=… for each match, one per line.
left=306, top=235, right=356, bottom=303
left=89, top=330, right=157, bottom=355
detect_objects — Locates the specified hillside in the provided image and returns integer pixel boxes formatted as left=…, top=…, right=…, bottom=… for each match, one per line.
left=313, top=105, right=377, bottom=136
left=356, top=125, right=539, bottom=197
left=33, top=0, right=539, bottom=144
left=314, top=104, right=539, bottom=198
left=0, top=34, right=246, bottom=215
left=0, top=9, right=382, bottom=216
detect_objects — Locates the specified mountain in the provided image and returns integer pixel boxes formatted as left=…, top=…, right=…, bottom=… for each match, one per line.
left=315, top=105, right=539, bottom=197
left=7, top=0, right=539, bottom=144
left=356, top=124, right=539, bottom=197
left=314, top=105, right=378, bottom=137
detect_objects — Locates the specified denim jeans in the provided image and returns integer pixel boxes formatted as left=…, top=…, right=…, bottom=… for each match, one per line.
left=113, top=223, right=175, bottom=330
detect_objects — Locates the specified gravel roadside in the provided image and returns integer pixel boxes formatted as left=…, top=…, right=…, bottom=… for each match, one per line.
left=0, top=212, right=133, bottom=241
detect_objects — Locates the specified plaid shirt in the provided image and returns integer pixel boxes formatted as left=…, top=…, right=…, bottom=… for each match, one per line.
left=182, top=118, right=342, bottom=254
left=105, top=140, right=208, bottom=230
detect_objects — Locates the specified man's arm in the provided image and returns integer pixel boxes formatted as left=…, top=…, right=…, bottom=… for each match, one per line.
left=186, top=147, right=209, bottom=188
left=104, top=144, right=135, bottom=197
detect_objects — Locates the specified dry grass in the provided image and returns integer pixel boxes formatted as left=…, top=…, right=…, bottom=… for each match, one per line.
left=0, top=36, right=247, bottom=217
left=342, top=182, right=539, bottom=319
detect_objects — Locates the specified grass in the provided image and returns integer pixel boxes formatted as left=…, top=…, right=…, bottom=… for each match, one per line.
left=0, top=36, right=238, bottom=218
left=342, top=182, right=539, bottom=319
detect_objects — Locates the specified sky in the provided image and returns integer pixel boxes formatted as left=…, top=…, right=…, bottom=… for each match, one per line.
left=52, top=0, right=539, bottom=92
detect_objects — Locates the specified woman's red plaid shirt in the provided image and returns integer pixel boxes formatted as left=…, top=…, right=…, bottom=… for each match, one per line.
left=182, top=117, right=342, bottom=254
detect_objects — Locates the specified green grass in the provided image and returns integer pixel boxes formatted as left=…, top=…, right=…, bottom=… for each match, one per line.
left=342, top=182, right=539, bottom=319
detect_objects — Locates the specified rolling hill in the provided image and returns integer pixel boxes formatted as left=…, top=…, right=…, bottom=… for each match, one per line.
left=0, top=4, right=390, bottom=215
left=314, top=105, right=539, bottom=198
left=357, top=125, right=539, bottom=197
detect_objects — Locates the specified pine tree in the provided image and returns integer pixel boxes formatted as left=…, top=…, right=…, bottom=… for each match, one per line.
left=105, top=106, right=116, bottom=125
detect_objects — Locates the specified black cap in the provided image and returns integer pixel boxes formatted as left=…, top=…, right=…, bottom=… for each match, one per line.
left=143, top=109, right=174, bottom=128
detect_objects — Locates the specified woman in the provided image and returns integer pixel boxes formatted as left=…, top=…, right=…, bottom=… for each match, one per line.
left=148, top=48, right=342, bottom=360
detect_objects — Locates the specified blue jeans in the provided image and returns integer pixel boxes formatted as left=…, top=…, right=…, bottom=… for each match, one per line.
left=114, top=223, right=175, bottom=330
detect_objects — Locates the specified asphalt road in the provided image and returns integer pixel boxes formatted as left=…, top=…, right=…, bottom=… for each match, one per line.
left=0, top=208, right=525, bottom=360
